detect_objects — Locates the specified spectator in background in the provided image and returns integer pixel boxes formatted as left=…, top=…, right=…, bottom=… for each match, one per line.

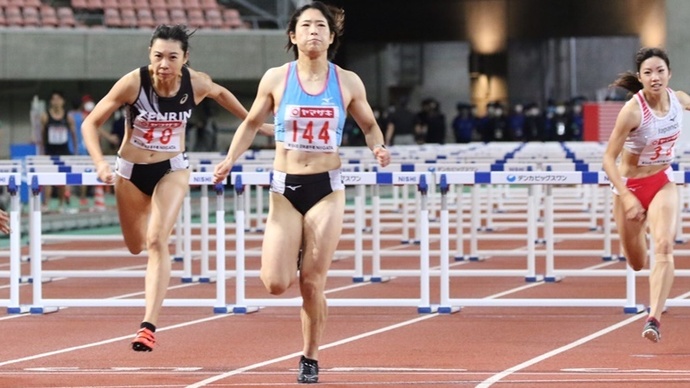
left=551, top=102, right=569, bottom=141
left=98, top=105, right=126, bottom=154
left=523, top=103, right=544, bottom=141
left=488, top=102, right=508, bottom=141
left=508, top=103, right=526, bottom=141
left=568, top=101, right=584, bottom=140
left=421, top=98, right=446, bottom=144
left=385, top=96, right=416, bottom=146
left=452, top=103, right=474, bottom=143
left=41, top=90, right=77, bottom=212
left=69, top=94, right=96, bottom=209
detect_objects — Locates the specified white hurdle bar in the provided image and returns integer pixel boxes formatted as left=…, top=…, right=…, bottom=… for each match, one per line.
left=26, top=172, right=230, bottom=313
left=225, top=171, right=436, bottom=313
left=0, top=173, right=26, bottom=313
left=435, top=170, right=690, bottom=313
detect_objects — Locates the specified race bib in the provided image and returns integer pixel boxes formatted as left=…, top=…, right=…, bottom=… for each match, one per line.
left=282, top=105, right=339, bottom=152
left=130, top=121, right=183, bottom=152
left=642, top=132, right=678, bottom=165
left=47, top=125, right=68, bottom=145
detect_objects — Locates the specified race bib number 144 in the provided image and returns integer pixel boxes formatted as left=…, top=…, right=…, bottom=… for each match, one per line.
left=283, top=105, right=339, bottom=153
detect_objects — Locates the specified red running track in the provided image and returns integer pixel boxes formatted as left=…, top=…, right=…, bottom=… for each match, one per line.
left=1, top=216, right=690, bottom=387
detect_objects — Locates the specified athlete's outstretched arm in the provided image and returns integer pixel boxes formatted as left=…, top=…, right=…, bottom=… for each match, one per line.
left=213, top=67, right=280, bottom=184
left=82, top=70, right=139, bottom=183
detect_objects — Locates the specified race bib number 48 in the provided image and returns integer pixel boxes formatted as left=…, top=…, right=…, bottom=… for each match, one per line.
left=130, top=121, right=183, bottom=152
left=283, top=105, right=339, bottom=153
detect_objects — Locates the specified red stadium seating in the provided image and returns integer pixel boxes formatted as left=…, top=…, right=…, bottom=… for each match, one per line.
left=84, top=0, right=104, bottom=11
left=70, top=0, right=87, bottom=10
left=187, top=9, right=205, bottom=28
left=39, top=6, right=59, bottom=27
left=5, top=5, right=23, bottom=26
left=57, top=6, right=77, bottom=27
left=204, top=8, right=222, bottom=29
left=169, top=8, right=186, bottom=25
left=222, top=8, right=242, bottom=29
left=103, top=7, right=121, bottom=28
left=119, top=8, right=137, bottom=28
left=152, top=8, right=170, bottom=25
left=136, top=8, right=155, bottom=29
left=166, top=0, right=184, bottom=11
left=200, top=0, right=218, bottom=11
left=22, top=6, right=39, bottom=27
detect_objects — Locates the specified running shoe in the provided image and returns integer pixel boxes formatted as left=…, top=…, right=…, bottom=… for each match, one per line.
left=297, top=355, right=319, bottom=384
left=642, top=317, right=661, bottom=343
left=131, top=327, right=156, bottom=351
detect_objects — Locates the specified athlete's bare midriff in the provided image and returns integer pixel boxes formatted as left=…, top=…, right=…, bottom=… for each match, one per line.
left=117, top=138, right=186, bottom=164
left=618, top=149, right=670, bottom=179
left=273, top=142, right=341, bottom=174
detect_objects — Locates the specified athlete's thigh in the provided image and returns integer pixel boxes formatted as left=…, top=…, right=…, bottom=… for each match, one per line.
left=261, top=193, right=304, bottom=276
left=115, top=175, right=151, bottom=245
left=646, top=182, right=679, bottom=249
left=149, top=169, right=190, bottom=237
left=301, top=190, right=345, bottom=276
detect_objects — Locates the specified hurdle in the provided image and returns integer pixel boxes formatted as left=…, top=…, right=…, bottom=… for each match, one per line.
left=26, top=171, right=230, bottom=313
left=437, top=170, right=651, bottom=313
left=224, top=171, right=436, bottom=314
left=0, top=174, right=27, bottom=313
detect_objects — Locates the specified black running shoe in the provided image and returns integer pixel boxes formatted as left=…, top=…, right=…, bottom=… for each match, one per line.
left=297, top=355, right=319, bottom=384
left=642, top=317, right=661, bottom=343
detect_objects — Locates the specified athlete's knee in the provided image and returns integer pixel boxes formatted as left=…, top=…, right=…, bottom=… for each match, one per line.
left=145, top=232, right=168, bottom=253
left=299, top=275, right=325, bottom=302
left=653, top=236, right=675, bottom=255
left=654, top=253, right=674, bottom=264
left=626, top=254, right=646, bottom=271
left=260, top=272, right=290, bottom=295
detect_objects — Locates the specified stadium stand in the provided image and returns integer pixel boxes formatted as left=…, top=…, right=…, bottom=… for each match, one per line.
left=0, top=0, right=248, bottom=29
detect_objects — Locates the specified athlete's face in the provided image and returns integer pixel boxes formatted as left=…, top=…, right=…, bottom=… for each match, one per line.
left=638, top=56, right=671, bottom=94
left=149, top=39, right=189, bottom=80
left=290, top=8, right=334, bottom=56
left=49, top=93, right=64, bottom=109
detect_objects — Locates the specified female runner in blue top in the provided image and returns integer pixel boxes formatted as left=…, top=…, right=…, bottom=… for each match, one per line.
left=213, top=2, right=390, bottom=383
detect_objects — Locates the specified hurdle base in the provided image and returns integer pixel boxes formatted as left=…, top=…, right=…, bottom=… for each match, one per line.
left=181, top=277, right=199, bottom=283
left=525, top=275, right=544, bottom=283
left=27, top=278, right=53, bottom=284
left=469, top=256, right=484, bottom=262
left=19, top=276, right=32, bottom=283
left=438, top=306, right=461, bottom=314
left=370, top=276, right=391, bottom=283
left=675, top=238, right=687, bottom=244
left=400, top=240, right=412, bottom=244
left=229, top=306, right=260, bottom=314
left=352, top=276, right=370, bottom=283
left=6, top=305, right=30, bottom=314
left=173, top=256, right=183, bottom=262
left=544, top=276, right=563, bottom=283
left=30, top=306, right=59, bottom=314
left=624, top=304, right=646, bottom=314
left=198, top=277, right=216, bottom=283
left=602, top=255, right=614, bottom=262
left=417, top=305, right=439, bottom=314
left=589, top=226, right=601, bottom=232
left=454, top=255, right=472, bottom=261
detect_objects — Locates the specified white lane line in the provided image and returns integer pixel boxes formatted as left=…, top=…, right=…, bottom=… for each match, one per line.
left=185, top=314, right=439, bottom=388
left=0, top=311, right=234, bottom=367
left=475, top=313, right=647, bottom=387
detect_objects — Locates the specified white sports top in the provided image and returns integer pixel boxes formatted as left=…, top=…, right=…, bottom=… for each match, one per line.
left=623, top=88, right=682, bottom=166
